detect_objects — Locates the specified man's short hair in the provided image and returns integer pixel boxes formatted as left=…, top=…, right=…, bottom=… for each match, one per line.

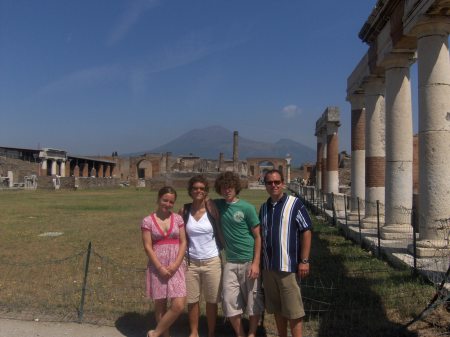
left=264, top=169, right=284, bottom=183
left=214, top=171, right=242, bottom=195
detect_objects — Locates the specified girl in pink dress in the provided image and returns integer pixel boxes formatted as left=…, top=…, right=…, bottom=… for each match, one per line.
left=141, top=186, right=187, bottom=337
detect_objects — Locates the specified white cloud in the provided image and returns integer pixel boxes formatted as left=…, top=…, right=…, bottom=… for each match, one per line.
left=282, top=105, right=301, bottom=119
left=107, top=0, right=160, bottom=46
left=30, top=64, right=124, bottom=99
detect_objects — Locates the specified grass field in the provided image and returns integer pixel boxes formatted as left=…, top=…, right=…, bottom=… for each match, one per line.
left=0, top=188, right=447, bottom=336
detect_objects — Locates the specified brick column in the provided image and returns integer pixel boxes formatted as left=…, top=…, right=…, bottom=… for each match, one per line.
left=316, top=138, right=323, bottom=192
left=326, top=123, right=339, bottom=194
left=98, top=164, right=104, bottom=178
left=362, top=77, right=386, bottom=228
left=81, top=163, right=89, bottom=177
left=74, top=165, right=80, bottom=177
left=381, top=53, right=414, bottom=240
left=321, top=133, right=327, bottom=194
left=348, top=93, right=366, bottom=214
left=104, top=165, right=111, bottom=177
left=414, top=20, right=450, bottom=256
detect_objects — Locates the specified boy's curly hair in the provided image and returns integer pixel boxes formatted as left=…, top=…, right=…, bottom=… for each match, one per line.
left=214, top=171, right=241, bottom=195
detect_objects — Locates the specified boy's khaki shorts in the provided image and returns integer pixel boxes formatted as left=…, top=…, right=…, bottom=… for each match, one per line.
left=222, top=261, right=264, bottom=317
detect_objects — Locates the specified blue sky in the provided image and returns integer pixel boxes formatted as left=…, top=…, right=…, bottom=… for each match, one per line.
left=0, top=0, right=416, bottom=157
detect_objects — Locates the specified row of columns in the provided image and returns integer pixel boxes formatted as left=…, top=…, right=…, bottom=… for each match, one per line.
left=315, top=107, right=341, bottom=198
left=41, top=159, right=66, bottom=177
left=40, top=159, right=115, bottom=178
left=347, top=18, right=450, bottom=256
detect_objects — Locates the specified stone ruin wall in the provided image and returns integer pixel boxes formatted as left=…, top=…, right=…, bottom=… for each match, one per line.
left=0, top=156, right=39, bottom=184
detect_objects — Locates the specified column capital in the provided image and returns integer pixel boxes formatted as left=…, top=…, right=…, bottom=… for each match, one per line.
left=362, top=76, right=385, bottom=95
left=347, top=92, right=365, bottom=110
left=411, top=17, right=450, bottom=37
left=381, top=52, right=416, bottom=69
left=326, top=122, right=339, bottom=135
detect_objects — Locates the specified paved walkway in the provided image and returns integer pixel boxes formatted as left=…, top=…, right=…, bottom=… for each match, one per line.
left=0, top=318, right=129, bottom=337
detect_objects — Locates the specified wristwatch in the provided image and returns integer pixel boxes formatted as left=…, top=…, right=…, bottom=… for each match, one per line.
left=300, top=258, right=310, bottom=264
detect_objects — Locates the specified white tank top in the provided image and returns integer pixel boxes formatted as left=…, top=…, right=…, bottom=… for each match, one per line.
left=186, top=212, right=219, bottom=259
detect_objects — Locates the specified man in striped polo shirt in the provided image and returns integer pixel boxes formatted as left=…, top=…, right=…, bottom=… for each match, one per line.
left=259, top=169, right=312, bottom=337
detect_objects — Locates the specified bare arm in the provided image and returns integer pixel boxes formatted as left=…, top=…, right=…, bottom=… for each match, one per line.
left=297, top=230, right=312, bottom=278
left=248, top=225, right=261, bottom=279
left=142, top=230, right=171, bottom=279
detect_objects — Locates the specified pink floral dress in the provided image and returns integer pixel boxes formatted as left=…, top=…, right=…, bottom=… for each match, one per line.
left=141, top=212, right=186, bottom=300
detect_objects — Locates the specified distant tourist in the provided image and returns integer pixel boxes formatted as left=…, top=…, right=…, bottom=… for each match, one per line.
left=180, top=175, right=225, bottom=337
left=214, top=172, right=264, bottom=337
left=259, top=169, right=312, bottom=337
left=141, top=186, right=187, bottom=337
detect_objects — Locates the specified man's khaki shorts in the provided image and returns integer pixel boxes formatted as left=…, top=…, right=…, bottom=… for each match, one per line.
left=186, top=256, right=222, bottom=304
left=222, top=261, right=264, bottom=317
left=262, top=269, right=305, bottom=319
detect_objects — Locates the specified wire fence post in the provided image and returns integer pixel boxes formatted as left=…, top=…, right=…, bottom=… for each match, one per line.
left=78, top=241, right=92, bottom=323
left=376, top=200, right=381, bottom=258
left=412, top=207, right=417, bottom=275
left=357, top=197, right=362, bottom=246
left=344, top=194, right=348, bottom=227
left=331, top=192, right=337, bottom=226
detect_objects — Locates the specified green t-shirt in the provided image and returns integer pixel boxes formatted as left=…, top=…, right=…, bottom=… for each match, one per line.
left=215, top=198, right=260, bottom=262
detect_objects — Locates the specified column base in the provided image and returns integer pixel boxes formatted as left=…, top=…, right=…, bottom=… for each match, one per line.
left=361, top=216, right=384, bottom=229
left=407, top=239, right=450, bottom=258
left=381, top=224, right=413, bottom=240
left=347, top=211, right=363, bottom=221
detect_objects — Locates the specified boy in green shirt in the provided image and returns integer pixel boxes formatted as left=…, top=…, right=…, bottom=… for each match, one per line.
left=214, top=172, right=264, bottom=337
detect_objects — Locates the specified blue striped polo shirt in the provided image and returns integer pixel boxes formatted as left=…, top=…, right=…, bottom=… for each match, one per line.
left=259, top=193, right=312, bottom=272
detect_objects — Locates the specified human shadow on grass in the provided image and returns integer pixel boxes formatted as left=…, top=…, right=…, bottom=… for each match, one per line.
left=115, top=311, right=267, bottom=337
left=304, top=221, right=419, bottom=337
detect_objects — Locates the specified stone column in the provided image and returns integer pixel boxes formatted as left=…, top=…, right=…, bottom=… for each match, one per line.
left=165, top=152, right=171, bottom=173
left=326, top=123, right=339, bottom=194
left=51, top=160, right=57, bottom=176
left=362, top=77, right=386, bottom=228
left=414, top=20, right=450, bottom=256
left=7, top=171, right=13, bottom=187
left=382, top=53, right=414, bottom=240
left=348, top=93, right=366, bottom=214
left=60, top=161, right=66, bottom=177
left=233, top=131, right=239, bottom=173
left=41, top=160, right=48, bottom=176
left=218, top=153, right=224, bottom=172
left=286, top=155, right=292, bottom=183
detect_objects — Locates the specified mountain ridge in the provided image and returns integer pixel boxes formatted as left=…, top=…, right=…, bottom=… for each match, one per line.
left=128, top=125, right=315, bottom=166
